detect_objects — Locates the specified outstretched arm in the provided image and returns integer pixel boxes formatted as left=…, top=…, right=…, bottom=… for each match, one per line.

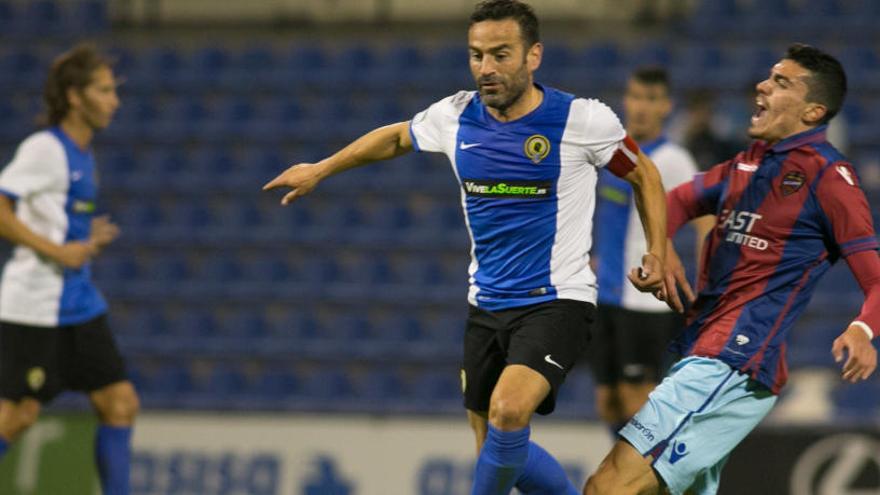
left=614, top=139, right=666, bottom=293
left=834, top=250, right=880, bottom=383
left=263, top=121, right=413, bottom=205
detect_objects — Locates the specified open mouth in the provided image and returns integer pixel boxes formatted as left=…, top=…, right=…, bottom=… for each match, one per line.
left=751, top=98, right=768, bottom=124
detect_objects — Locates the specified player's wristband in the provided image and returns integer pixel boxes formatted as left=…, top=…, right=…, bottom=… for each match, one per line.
left=852, top=321, right=875, bottom=340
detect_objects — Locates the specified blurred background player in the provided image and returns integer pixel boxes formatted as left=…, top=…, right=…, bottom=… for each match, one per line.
left=586, top=44, right=879, bottom=495
left=264, top=2, right=668, bottom=493
left=0, top=44, right=137, bottom=495
left=591, top=67, right=713, bottom=435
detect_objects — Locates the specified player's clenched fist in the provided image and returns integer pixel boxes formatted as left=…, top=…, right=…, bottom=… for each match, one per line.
left=263, top=162, right=327, bottom=205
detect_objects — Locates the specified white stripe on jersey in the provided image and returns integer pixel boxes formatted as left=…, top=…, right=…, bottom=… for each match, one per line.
left=0, top=131, right=69, bottom=326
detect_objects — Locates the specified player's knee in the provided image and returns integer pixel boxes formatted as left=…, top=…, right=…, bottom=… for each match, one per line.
left=1, top=401, right=41, bottom=439
left=488, top=396, right=531, bottom=430
left=98, top=388, right=140, bottom=425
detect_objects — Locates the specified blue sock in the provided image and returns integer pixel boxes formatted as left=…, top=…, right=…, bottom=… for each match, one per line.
left=0, top=436, right=8, bottom=459
left=472, top=425, right=530, bottom=495
left=515, top=442, right=579, bottom=494
left=95, top=425, right=132, bottom=495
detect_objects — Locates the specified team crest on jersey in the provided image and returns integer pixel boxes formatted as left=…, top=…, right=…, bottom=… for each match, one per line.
left=27, top=367, right=45, bottom=391
left=780, top=171, right=806, bottom=196
left=524, top=135, right=550, bottom=164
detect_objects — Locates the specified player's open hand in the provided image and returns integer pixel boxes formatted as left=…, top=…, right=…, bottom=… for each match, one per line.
left=90, top=215, right=120, bottom=251
left=628, top=252, right=665, bottom=293
left=263, top=162, right=326, bottom=206
left=54, top=241, right=96, bottom=269
left=832, top=324, right=877, bottom=383
left=655, top=241, right=696, bottom=314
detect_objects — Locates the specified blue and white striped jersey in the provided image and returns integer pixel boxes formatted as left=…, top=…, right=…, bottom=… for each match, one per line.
left=0, top=127, right=108, bottom=327
left=410, top=84, right=629, bottom=311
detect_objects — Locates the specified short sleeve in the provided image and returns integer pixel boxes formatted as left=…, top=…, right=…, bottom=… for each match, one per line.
left=816, top=161, right=879, bottom=257
left=0, top=132, right=66, bottom=200
left=409, top=91, right=474, bottom=154
left=565, top=98, right=627, bottom=168
left=664, top=146, right=699, bottom=190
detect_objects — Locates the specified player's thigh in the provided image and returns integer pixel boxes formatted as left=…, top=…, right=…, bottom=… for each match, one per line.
left=0, top=321, right=64, bottom=404
left=507, top=299, right=595, bottom=415
left=462, top=306, right=508, bottom=414
left=0, top=398, right=42, bottom=438
left=68, top=315, right=129, bottom=396
left=586, top=439, right=662, bottom=495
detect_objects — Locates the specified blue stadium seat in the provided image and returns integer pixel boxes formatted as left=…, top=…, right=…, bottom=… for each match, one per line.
left=302, top=369, right=354, bottom=399
left=134, top=47, right=185, bottom=89
left=0, top=1, right=13, bottom=34
left=23, top=1, right=63, bottom=35
left=358, top=368, right=405, bottom=400
left=148, top=364, right=194, bottom=396
left=204, top=364, right=249, bottom=395
left=200, top=255, right=245, bottom=284
left=74, top=0, right=108, bottom=33
left=254, top=367, right=300, bottom=397
left=411, top=370, right=459, bottom=401
left=0, top=48, right=42, bottom=88
left=220, top=310, right=270, bottom=339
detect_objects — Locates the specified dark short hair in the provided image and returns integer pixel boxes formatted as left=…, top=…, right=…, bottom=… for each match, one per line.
left=630, top=66, right=671, bottom=94
left=470, top=0, right=540, bottom=48
left=43, top=43, right=113, bottom=126
left=784, top=43, right=847, bottom=124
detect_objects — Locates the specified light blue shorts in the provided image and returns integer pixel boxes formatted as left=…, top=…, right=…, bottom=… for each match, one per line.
left=618, top=356, right=777, bottom=495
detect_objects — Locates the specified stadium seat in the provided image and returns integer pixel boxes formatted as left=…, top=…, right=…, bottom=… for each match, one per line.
left=204, top=364, right=249, bottom=395
left=254, top=367, right=301, bottom=397
left=302, top=368, right=354, bottom=399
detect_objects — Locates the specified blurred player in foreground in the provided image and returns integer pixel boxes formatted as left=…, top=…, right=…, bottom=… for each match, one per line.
left=585, top=44, right=879, bottom=495
left=265, top=1, right=667, bottom=493
left=0, top=44, right=136, bottom=495
left=591, top=67, right=713, bottom=436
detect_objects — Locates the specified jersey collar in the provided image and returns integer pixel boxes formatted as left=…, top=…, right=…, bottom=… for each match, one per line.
left=768, top=125, right=828, bottom=153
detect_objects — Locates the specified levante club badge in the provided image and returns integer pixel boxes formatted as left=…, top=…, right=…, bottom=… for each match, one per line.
left=781, top=171, right=806, bottom=196
left=524, top=135, right=550, bottom=164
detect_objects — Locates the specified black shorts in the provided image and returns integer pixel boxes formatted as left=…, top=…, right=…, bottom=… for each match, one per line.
left=0, top=315, right=128, bottom=403
left=587, top=304, right=683, bottom=386
left=462, top=299, right=595, bottom=416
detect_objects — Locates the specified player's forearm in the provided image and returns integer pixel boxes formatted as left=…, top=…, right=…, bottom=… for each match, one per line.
left=847, top=250, right=880, bottom=339
left=0, top=200, right=62, bottom=262
left=317, top=122, right=412, bottom=179
left=630, top=153, right=667, bottom=260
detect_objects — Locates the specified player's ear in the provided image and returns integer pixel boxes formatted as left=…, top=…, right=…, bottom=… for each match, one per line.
left=527, top=42, right=542, bottom=72
left=66, top=87, right=83, bottom=112
left=802, top=102, right=827, bottom=126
